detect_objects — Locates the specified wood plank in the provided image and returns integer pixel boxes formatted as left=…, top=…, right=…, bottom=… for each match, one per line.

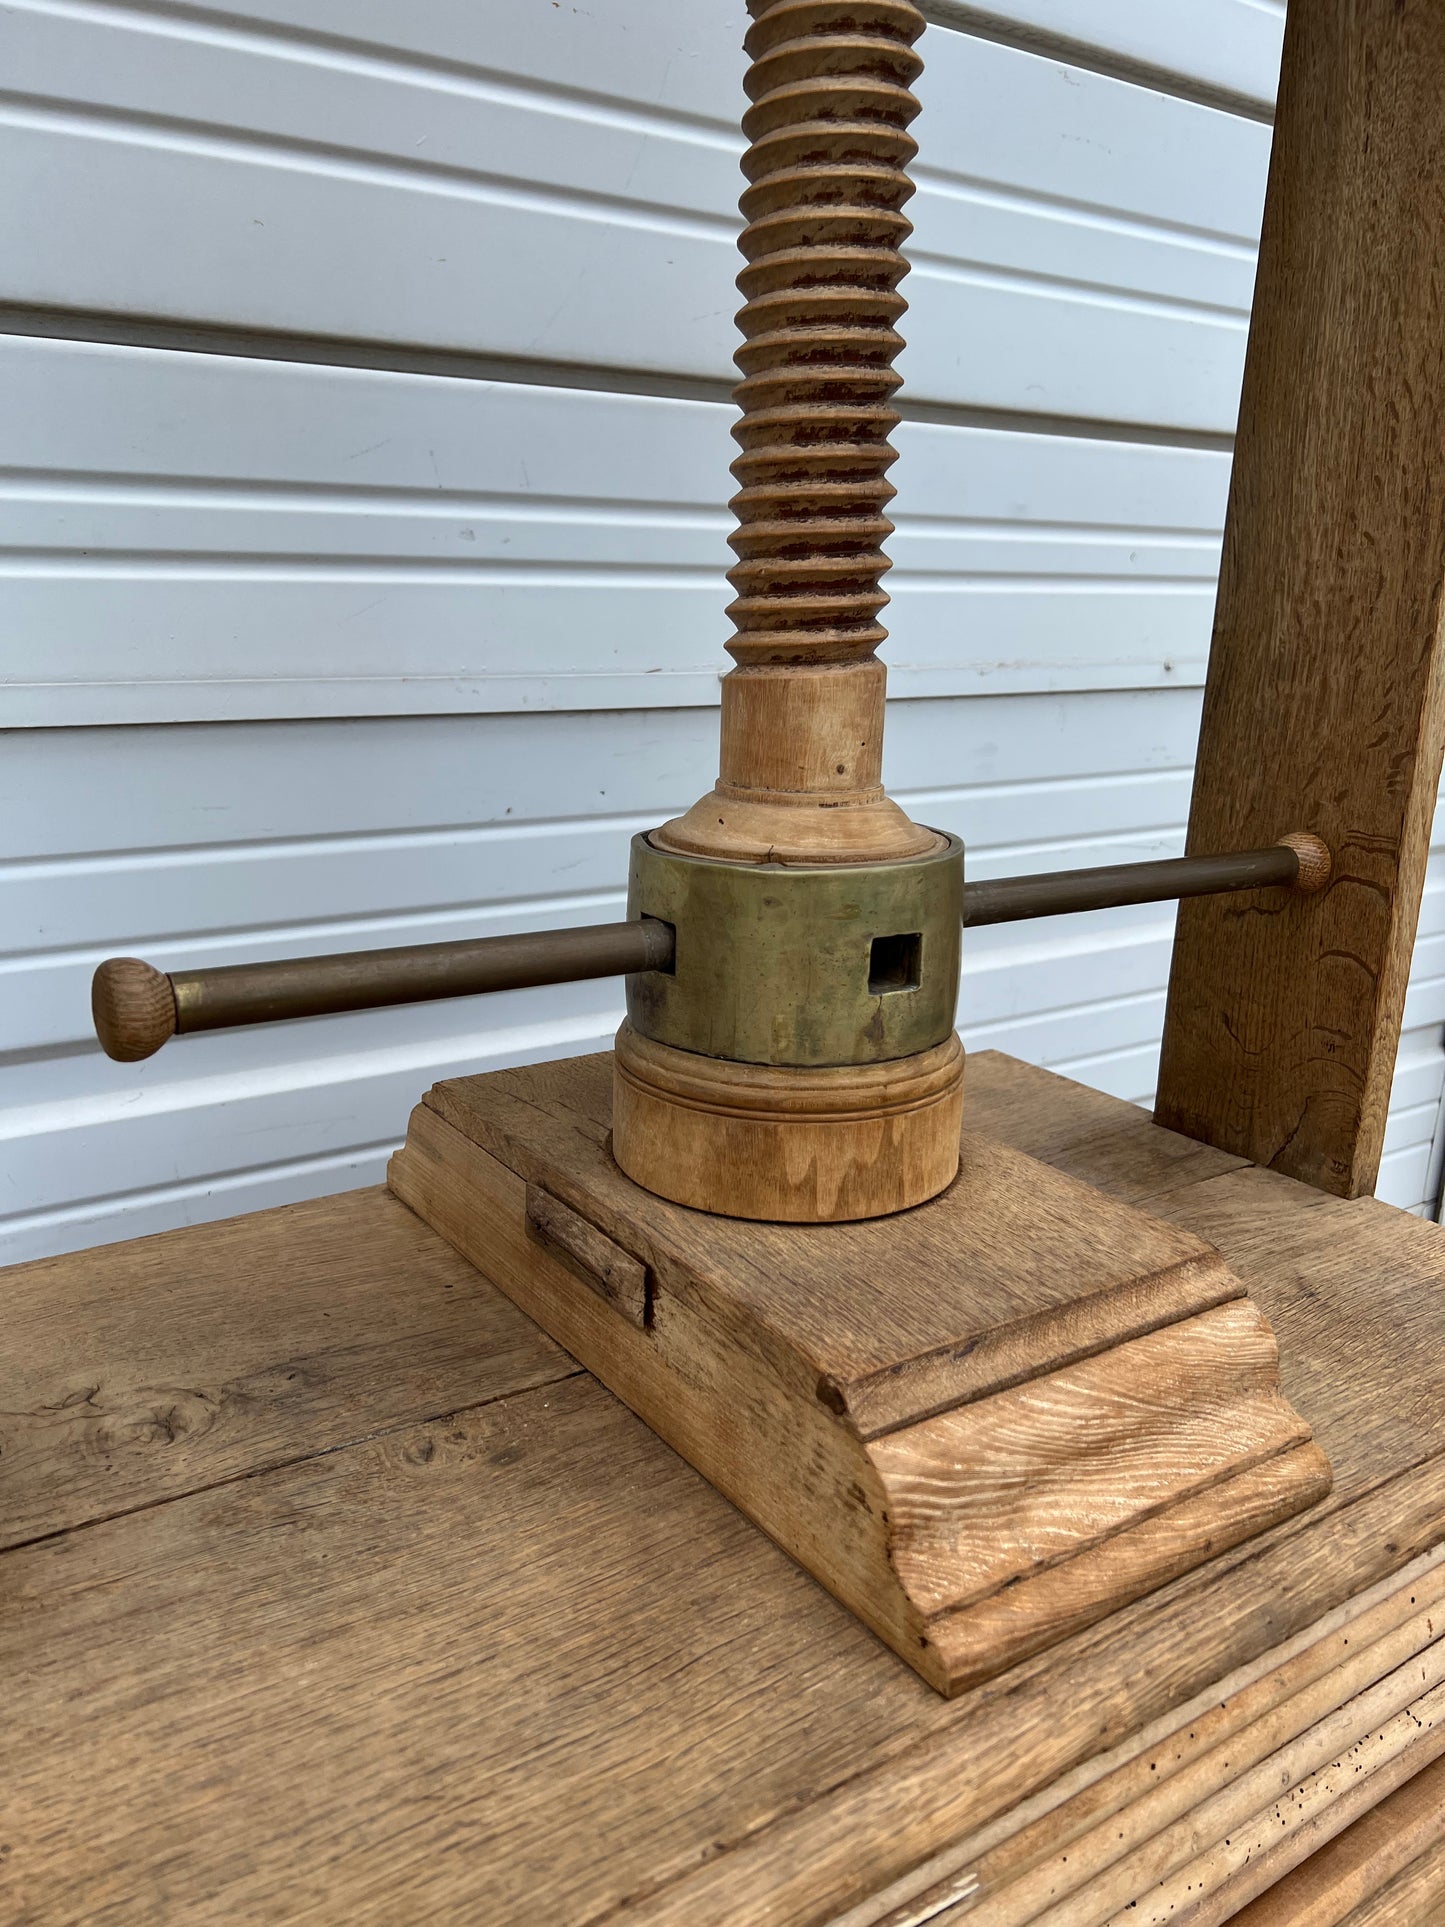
left=862, top=1564, right=1445, bottom=1927
left=418, top=1055, right=1242, bottom=1418
left=1076, top=1673, right=1445, bottom=1925
left=0, top=1052, right=1442, bottom=1925
left=0, top=1371, right=960, bottom=1927
left=0, top=1187, right=577, bottom=1548
left=1232, top=1751, right=1445, bottom=1926
left=1138, top=1691, right=1445, bottom=1926
left=963, top=1050, right=1251, bottom=1205
left=1155, top=0, right=1445, bottom=1198
left=0, top=1343, right=1440, bottom=1927
left=1337, top=1825, right=1445, bottom=1925
left=572, top=1463, right=1445, bottom=1927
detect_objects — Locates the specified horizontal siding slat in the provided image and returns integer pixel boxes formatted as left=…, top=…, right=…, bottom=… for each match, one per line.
left=0, top=337, right=1229, bottom=724
left=924, top=2, right=1283, bottom=113
left=72, top=0, right=1285, bottom=123
left=1, top=3, right=1268, bottom=429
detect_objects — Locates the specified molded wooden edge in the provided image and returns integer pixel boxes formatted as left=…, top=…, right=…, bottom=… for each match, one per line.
left=920, top=1444, right=1333, bottom=1697
left=611, top=1024, right=965, bottom=1222
left=836, top=1250, right=1245, bottom=1440
left=389, top=1078, right=1330, bottom=1698
left=421, top=1065, right=1250, bottom=1431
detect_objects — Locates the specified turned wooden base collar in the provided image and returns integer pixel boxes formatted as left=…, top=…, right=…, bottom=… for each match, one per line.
left=612, top=1022, right=964, bottom=1220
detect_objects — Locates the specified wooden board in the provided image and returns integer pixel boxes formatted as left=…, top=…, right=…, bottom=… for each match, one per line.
left=841, top=1554, right=1445, bottom=1925
left=389, top=1053, right=1327, bottom=1693
left=2, top=1051, right=1444, bottom=1925
left=1230, top=1750, right=1445, bottom=1926
left=1156, top=0, right=1445, bottom=1197
left=0, top=1187, right=577, bottom=1549
left=1338, top=1836, right=1445, bottom=1924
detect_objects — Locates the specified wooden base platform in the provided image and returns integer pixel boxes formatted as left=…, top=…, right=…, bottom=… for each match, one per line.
left=4, top=1052, right=1445, bottom=1923
left=389, top=1052, right=1329, bottom=1694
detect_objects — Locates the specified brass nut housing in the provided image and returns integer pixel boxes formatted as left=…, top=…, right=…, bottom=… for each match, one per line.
left=624, top=831, right=963, bottom=1069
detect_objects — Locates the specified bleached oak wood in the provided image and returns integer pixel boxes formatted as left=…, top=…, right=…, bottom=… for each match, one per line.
left=1156, top=0, right=1445, bottom=1197
left=611, top=1021, right=966, bottom=1223
left=1135, top=1680, right=1445, bottom=1927
left=4, top=1053, right=1444, bottom=1924
left=0, top=1187, right=576, bottom=1549
left=855, top=1561, right=1445, bottom=1927
left=997, top=1643, right=1445, bottom=1925
left=656, top=662, right=939, bottom=866
left=389, top=1050, right=1328, bottom=1693
left=1230, top=1751, right=1445, bottom=1925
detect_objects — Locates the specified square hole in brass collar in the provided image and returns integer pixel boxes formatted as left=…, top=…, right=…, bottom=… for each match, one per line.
left=869, top=932, right=923, bottom=995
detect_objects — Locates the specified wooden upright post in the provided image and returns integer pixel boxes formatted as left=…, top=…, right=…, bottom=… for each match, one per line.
left=1156, top=0, right=1445, bottom=1198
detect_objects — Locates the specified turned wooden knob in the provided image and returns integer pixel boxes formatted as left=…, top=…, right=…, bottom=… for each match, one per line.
left=1280, top=831, right=1332, bottom=894
left=92, top=958, right=177, bottom=1062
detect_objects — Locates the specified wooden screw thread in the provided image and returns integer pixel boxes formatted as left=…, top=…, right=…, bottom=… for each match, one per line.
left=726, top=0, right=925, bottom=669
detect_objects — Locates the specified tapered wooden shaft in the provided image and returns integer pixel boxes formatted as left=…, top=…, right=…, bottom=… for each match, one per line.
left=1156, top=0, right=1445, bottom=1197
left=658, top=0, right=937, bottom=866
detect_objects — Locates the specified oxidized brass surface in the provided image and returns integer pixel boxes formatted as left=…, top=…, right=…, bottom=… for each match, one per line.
left=625, top=832, right=963, bottom=1068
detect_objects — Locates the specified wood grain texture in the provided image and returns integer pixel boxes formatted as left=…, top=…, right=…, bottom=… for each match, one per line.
left=658, top=660, right=939, bottom=865
left=1231, top=1751, right=1445, bottom=1926
left=1155, top=0, right=1445, bottom=1198
left=525, top=1182, right=650, bottom=1329
left=963, top=1050, right=1254, bottom=1206
left=875, top=1301, right=1313, bottom=1615
left=1042, top=1656, right=1445, bottom=1925
left=621, top=1466, right=1445, bottom=1927
left=0, top=1372, right=934, bottom=1926
left=89, top=955, right=176, bottom=1062
left=4, top=1052, right=1444, bottom=1927
left=0, top=1279, right=1432, bottom=1927
left=422, top=1053, right=1240, bottom=1424
left=1143, top=1682, right=1445, bottom=1927
left=1335, top=1817, right=1445, bottom=1925
left=391, top=1051, right=1326, bottom=1691
left=0, top=1187, right=577, bottom=1549
left=867, top=1563, right=1445, bottom=1927
left=611, top=1020, right=966, bottom=1223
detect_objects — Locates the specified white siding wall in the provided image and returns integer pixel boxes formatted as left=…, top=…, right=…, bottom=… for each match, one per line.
left=3, top=0, right=1442, bottom=1261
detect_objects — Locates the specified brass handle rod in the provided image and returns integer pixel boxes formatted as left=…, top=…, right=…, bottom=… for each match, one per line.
left=91, top=837, right=1329, bottom=1064
left=93, top=918, right=677, bottom=1063
left=962, top=835, right=1330, bottom=928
